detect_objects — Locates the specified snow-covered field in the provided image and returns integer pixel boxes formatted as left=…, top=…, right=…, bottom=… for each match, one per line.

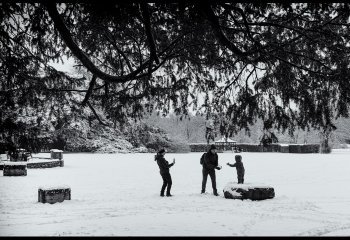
left=1, top=150, right=350, bottom=236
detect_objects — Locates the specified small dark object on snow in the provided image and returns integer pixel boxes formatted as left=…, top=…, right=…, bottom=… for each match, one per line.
left=50, top=149, right=63, bottom=160
left=38, top=187, right=71, bottom=204
left=3, top=163, right=27, bottom=176
left=223, top=184, right=275, bottom=201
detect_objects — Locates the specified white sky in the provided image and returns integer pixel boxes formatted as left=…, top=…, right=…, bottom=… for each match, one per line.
left=48, top=56, right=76, bottom=73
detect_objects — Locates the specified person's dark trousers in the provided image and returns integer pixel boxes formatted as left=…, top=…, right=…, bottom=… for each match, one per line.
left=160, top=171, right=172, bottom=195
left=238, top=175, right=244, bottom=184
left=202, top=168, right=217, bottom=194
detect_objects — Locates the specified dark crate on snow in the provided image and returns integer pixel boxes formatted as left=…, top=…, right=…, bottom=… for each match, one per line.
left=38, top=187, right=71, bottom=204
left=3, top=163, right=27, bottom=176
left=223, top=184, right=275, bottom=201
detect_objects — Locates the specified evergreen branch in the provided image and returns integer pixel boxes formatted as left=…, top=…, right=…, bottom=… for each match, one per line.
left=86, top=101, right=109, bottom=126
left=104, top=32, right=134, bottom=73
left=45, top=2, right=151, bottom=84
left=81, top=75, right=97, bottom=106
left=271, top=54, right=332, bottom=77
left=221, top=4, right=262, bottom=50
left=140, top=2, right=160, bottom=65
left=198, top=3, right=249, bottom=58
left=224, top=63, right=249, bottom=92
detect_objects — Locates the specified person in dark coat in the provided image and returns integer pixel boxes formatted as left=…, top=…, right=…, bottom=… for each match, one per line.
left=200, top=144, right=221, bottom=196
left=227, top=154, right=245, bottom=184
left=155, top=148, right=175, bottom=197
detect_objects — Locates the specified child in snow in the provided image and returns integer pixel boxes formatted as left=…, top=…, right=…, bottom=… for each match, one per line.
left=227, top=155, right=245, bottom=184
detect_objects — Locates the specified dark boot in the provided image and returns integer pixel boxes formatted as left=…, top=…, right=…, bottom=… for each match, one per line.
left=166, top=187, right=172, bottom=197
left=166, top=188, right=172, bottom=197
left=201, top=189, right=205, bottom=194
left=160, top=191, right=165, bottom=197
left=213, top=189, right=219, bottom=196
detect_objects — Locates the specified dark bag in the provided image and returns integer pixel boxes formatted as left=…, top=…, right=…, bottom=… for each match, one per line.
left=200, top=153, right=206, bottom=165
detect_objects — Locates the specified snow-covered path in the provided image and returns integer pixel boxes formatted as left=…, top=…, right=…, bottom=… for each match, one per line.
left=1, top=150, right=350, bottom=236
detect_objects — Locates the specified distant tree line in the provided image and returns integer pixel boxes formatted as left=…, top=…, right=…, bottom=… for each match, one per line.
left=144, top=111, right=350, bottom=149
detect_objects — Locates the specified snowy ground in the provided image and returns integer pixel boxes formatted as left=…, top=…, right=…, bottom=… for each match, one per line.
left=1, top=150, right=350, bottom=236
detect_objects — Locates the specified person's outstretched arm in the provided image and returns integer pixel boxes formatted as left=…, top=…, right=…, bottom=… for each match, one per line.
left=227, top=162, right=236, bottom=167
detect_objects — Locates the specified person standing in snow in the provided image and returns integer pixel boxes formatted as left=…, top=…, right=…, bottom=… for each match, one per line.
left=200, top=144, right=221, bottom=196
left=227, top=154, right=245, bottom=184
left=155, top=148, right=175, bottom=197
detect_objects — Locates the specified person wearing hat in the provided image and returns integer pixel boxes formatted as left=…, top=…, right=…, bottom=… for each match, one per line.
left=200, top=144, right=221, bottom=196
left=227, top=154, right=245, bottom=184
left=155, top=148, right=175, bottom=197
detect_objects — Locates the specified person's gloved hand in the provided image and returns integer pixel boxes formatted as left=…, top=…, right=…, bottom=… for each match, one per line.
left=226, top=162, right=230, bottom=165
left=215, top=165, right=222, bottom=170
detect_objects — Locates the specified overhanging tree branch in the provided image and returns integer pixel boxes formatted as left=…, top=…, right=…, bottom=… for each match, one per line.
left=271, top=54, right=332, bottom=76
left=222, top=3, right=262, bottom=49
left=104, top=32, right=134, bottom=73
left=197, top=3, right=253, bottom=60
left=140, top=2, right=160, bottom=65
left=81, top=75, right=97, bottom=106
left=224, top=62, right=249, bottom=92
left=86, top=101, right=108, bottom=126
left=45, top=2, right=149, bottom=84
